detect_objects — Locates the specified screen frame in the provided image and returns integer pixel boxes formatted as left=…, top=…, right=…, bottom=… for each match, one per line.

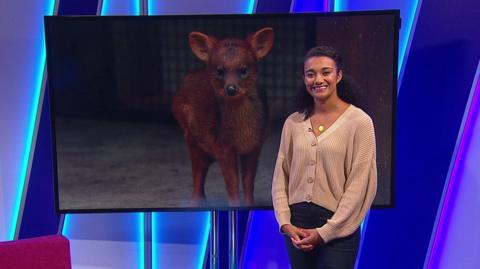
left=45, top=10, right=400, bottom=214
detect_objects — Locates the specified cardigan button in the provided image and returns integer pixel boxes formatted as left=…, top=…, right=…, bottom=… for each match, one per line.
left=307, top=177, right=314, bottom=183
left=306, top=194, right=312, bottom=201
left=309, top=160, right=315, bottom=165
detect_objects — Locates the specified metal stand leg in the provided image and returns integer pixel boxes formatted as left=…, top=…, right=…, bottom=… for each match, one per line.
left=144, top=213, right=152, bottom=269
left=210, top=211, right=219, bottom=269
left=229, top=210, right=238, bottom=269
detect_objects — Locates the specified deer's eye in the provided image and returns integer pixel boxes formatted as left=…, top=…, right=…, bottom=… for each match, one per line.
left=239, top=67, right=248, bottom=78
left=216, top=67, right=225, bottom=79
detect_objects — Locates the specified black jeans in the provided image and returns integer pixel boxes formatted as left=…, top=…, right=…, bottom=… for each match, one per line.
left=285, top=202, right=360, bottom=269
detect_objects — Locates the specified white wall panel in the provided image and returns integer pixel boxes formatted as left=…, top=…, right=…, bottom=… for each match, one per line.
left=0, top=0, right=54, bottom=241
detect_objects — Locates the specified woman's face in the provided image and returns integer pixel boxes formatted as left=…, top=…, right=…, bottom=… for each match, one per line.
left=303, top=56, right=342, bottom=102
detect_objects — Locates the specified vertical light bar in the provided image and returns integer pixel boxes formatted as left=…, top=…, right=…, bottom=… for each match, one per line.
left=61, top=214, right=71, bottom=235
left=147, top=0, right=154, bottom=15
left=151, top=212, right=157, bottom=269
left=139, top=212, right=145, bottom=269
left=425, top=62, right=480, bottom=269
left=198, top=213, right=211, bottom=269
left=333, top=0, right=343, bottom=12
left=353, top=212, right=369, bottom=269
left=397, top=0, right=422, bottom=91
left=9, top=0, right=56, bottom=241
left=246, top=0, right=256, bottom=13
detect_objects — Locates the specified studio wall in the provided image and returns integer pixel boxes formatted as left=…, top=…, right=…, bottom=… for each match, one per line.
left=1, top=0, right=479, bottom=269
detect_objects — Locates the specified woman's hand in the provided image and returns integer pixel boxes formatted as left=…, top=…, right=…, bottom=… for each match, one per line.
left=281, top=224, right=313, bottom=250
left=296, top=228, right=325, bottom=251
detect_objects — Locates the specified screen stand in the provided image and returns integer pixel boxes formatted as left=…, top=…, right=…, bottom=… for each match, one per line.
left=209, top=210, right=239, bottom=269
left=229, top=210, right=238, bottom=269
left=144, top=212, right=152, bottom=269
left=210, top=210, right=219, bottom=269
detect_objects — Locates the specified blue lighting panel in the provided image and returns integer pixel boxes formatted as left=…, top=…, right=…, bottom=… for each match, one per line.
left=247, top=0, right=256, bottom=13
left=101, top=0, right=141, bottom=15
left=62, top=214, right=71, bottom=235
left=152, top=212, right=210, bottom=269
left=148, top=0, right=254, bottom=15
left=241, top=211, right=289, bottom=269
left=292, top=0, right=329, bottom=12
left=353, top=213, right=369, bottom=269
left=357, top=0, right=480, bottom=267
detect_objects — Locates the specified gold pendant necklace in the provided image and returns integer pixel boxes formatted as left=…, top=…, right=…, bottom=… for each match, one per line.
left=318, top=124, right=325, bottom=133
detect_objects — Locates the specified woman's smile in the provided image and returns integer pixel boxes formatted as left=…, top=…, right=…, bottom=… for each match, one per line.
left=311, top=84, right=328, bottom=93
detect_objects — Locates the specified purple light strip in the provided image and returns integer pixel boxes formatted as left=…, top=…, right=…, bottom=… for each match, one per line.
left=426, top=62, right=480, bottom=269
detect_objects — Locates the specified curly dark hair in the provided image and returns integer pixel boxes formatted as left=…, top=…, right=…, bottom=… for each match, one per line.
left=296, top=46, right=357, bottom=119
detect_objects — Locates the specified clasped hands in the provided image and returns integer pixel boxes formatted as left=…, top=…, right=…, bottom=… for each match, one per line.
left=282, top=224, right=325, bottom=251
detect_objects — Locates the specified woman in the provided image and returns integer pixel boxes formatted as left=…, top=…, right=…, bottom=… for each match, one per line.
left=271, top=46, right=377, bottom=269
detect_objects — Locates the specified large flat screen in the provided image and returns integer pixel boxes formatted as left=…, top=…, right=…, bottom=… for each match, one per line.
left=45, top=11, right=399, bottom=212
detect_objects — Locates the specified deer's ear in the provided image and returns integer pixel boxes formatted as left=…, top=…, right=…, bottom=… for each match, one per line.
left=247, top=27, right=274, bottom=60
left=189, top=32, right=217, bottom=62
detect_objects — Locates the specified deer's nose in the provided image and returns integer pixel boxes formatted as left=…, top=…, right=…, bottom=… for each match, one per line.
left=225, top=84, right=238, bottom=96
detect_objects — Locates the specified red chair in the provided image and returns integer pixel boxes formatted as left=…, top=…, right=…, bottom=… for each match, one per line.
left=0, top=235, right=72, bottom=269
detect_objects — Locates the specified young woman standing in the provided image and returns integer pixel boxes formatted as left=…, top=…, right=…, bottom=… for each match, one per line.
left=272, top=46, right=377, bottom=269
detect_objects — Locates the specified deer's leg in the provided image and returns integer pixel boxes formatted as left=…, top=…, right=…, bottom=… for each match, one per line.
left=174, top=103, right=211, bottom=206
left=215, top=147, right=240, bottom=206
left=240, top=149, right=261, bottom=206
left=187, top=142, right=212, bottom=206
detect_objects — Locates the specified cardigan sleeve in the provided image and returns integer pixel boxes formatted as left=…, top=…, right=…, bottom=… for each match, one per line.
left=316, top=116, right=377, bottom=243
left=272, top=118, right=293, bottom=230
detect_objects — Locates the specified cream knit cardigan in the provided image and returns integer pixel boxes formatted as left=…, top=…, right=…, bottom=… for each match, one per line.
left=272, top=105, right=377, bottom=243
